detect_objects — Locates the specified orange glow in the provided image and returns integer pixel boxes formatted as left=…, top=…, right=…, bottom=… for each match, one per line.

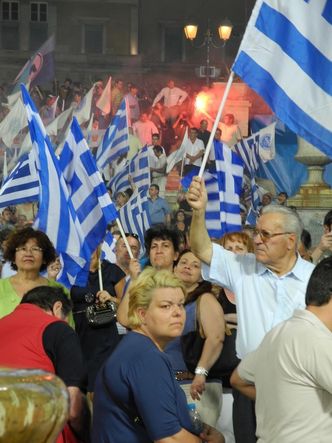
left=195, top=93, right=208, bottom=112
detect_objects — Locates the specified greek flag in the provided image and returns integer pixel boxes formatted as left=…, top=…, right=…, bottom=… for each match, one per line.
left=213, top=140, right=243, bottom=236
left=96, top=99, right=129, bottom=170
left=109, top=145, right=150, bottom=195
left=21, top=84, right=90, bottom=288
left=232, top=0, right=332, bottom=157
left=182, top=141, right=243, bottom=237
left=233, top=123, right=276, bottom=223
left=59, top=117, right=118, bottom=256
left=0, top=151, right=39, bottom=208
left=118, top=189, right=151, bottom=250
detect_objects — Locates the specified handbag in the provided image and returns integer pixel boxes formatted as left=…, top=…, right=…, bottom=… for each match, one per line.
left=86, top=300, right=117, bottom=327
left=180, top=297, right=240, bottom=379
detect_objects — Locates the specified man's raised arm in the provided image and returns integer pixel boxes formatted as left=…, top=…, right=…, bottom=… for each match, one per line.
left=187, top=176, right=213, bottom=265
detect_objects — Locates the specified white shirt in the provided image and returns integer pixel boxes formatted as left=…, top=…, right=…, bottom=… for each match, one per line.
left=183, top=138, right=205, bottom=167
left=148, top=146, right=167, bottom=177
left=238, top=310, right=332, bottom=443
left=202, top=243, right=315, bottom=358
left=152, top=86, right=188, bottom=108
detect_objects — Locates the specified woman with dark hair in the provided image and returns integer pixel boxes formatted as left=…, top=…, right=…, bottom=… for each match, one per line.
left=0, top=227, right=66, bottom=319
left=165, top=249, right=225, bottom=428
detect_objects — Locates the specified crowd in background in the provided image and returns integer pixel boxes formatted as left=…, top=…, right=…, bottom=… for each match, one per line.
left=0, top=74, right=331, bottom=443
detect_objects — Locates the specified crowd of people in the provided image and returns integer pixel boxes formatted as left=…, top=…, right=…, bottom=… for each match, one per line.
left=0, top=75, right=332, bottom=443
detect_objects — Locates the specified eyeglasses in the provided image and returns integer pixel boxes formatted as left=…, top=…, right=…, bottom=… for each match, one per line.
left=15, top=246, right=43, bottom=254
left=253, top=229, right=292, bottom=243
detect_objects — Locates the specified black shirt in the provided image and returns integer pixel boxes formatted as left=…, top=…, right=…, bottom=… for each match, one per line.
left=43, top=321, right=86, bottom=388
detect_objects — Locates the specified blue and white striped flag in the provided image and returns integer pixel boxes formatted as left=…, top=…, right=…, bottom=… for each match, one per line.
left=232, top=0, right=332, bottom=157
left=233, top=123, right=276, bottom=223
left=109, top=145, right=150, bottom=195
left=59, top=117, right=118, bottom=256
left=181, top=141, right=243, bottom=238
left=118, top=189, right=151, bottom=250
left=0, top=152, right=39, bottom=208
left=96, top=99, right=129, bottom=170
left=21, top=84, right=90, bottom=288
left=213, top=140, right=243, bottom=236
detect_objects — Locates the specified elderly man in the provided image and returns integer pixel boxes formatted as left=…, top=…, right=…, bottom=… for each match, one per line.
left=231, top=257, right=332, bottom=443
left=186, top=176, right=314, bottom=443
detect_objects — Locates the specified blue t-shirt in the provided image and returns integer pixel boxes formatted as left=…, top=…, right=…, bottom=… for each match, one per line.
left=147, top=197, right=170, bottom=225
left=92, top=331, right=195, bottom=443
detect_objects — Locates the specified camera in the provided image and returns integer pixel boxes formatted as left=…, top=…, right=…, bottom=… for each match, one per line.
left=84, top=293, right=117, bottom=327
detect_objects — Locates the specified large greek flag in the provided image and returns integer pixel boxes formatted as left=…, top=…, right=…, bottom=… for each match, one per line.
left=96, top=99, right=129, bottom=170
left=232, top=0, right=332, bottom=157
left=59, top=117, right=118, bottom=255
left=21, top=85, right=90, bottom=288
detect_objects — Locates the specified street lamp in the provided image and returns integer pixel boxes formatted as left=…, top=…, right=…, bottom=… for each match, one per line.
left=184, top=19, right=233, bottom=85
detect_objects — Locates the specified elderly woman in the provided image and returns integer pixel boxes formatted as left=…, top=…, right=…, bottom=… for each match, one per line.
left=92, top=267, right=224, bottom=443
left=166, top=249, right=225, bottom=428
left=0, top=227, right=66, bottom=319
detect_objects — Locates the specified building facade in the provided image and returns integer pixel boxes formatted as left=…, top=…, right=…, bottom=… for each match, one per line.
left=0, top=0, right=255, bottom=86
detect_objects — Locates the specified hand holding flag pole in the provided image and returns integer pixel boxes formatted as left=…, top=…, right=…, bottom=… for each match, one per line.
left=198, top=71, right=235, bottom=178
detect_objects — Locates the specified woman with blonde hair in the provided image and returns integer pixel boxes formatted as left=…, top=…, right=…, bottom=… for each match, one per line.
left=92, top=267, right=224, bottom=443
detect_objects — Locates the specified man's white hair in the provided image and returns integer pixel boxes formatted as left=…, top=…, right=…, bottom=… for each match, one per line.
left=261, top=205, right=303, bottom=245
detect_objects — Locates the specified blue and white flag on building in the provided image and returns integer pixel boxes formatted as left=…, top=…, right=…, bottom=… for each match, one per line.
left=0, top=151, right=39, bottom=208
left=182, top=141, right=243, bottom=238
left=59, top=117, right=118, bottom=256
left=109, top=145, right=150, bottom=195
left=96, top=99, right=129, bottom=170
left=232, top=0, right=332, bottom=157
left=21, top=84, right=90, bottom=288
left=233, top=123, right=275, bottom=223
left=118, top=189, right=151, bottom=251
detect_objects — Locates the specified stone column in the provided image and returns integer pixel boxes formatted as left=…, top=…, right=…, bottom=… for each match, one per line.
left=288, top=137, right=332, bottom=245
left=288, top=137, right=332, bottom=208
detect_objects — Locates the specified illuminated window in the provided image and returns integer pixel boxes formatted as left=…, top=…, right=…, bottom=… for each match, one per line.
left=30, top=2, right=47, bottom=22
left=2, top=1, right=19, bottom=20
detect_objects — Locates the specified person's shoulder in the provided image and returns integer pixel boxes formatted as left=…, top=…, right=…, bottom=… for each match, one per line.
left=47, top=279, right=70, bottom=295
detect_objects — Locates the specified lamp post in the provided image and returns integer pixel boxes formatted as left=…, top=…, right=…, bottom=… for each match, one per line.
left=184, top=19, right=233, bottom=86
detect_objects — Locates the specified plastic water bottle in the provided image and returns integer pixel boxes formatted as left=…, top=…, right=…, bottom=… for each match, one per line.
left=188, top=403, right=203, bottom=434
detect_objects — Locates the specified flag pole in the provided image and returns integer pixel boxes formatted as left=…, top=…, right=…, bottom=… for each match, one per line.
left=198, top=71, right=235, bottom=178
left=98, top=256, right=104, bottom=291
left=115, top=217, right=134, bottom=259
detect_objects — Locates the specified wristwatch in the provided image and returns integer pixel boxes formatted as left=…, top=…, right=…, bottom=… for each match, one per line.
left=195, top=366, right=209, bottom=376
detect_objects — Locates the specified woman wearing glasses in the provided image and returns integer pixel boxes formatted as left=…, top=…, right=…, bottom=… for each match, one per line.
left=0, top=227, right=66, bottom=319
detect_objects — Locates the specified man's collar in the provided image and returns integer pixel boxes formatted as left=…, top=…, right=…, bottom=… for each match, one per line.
left=256, top=254, right=309, bottom=280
